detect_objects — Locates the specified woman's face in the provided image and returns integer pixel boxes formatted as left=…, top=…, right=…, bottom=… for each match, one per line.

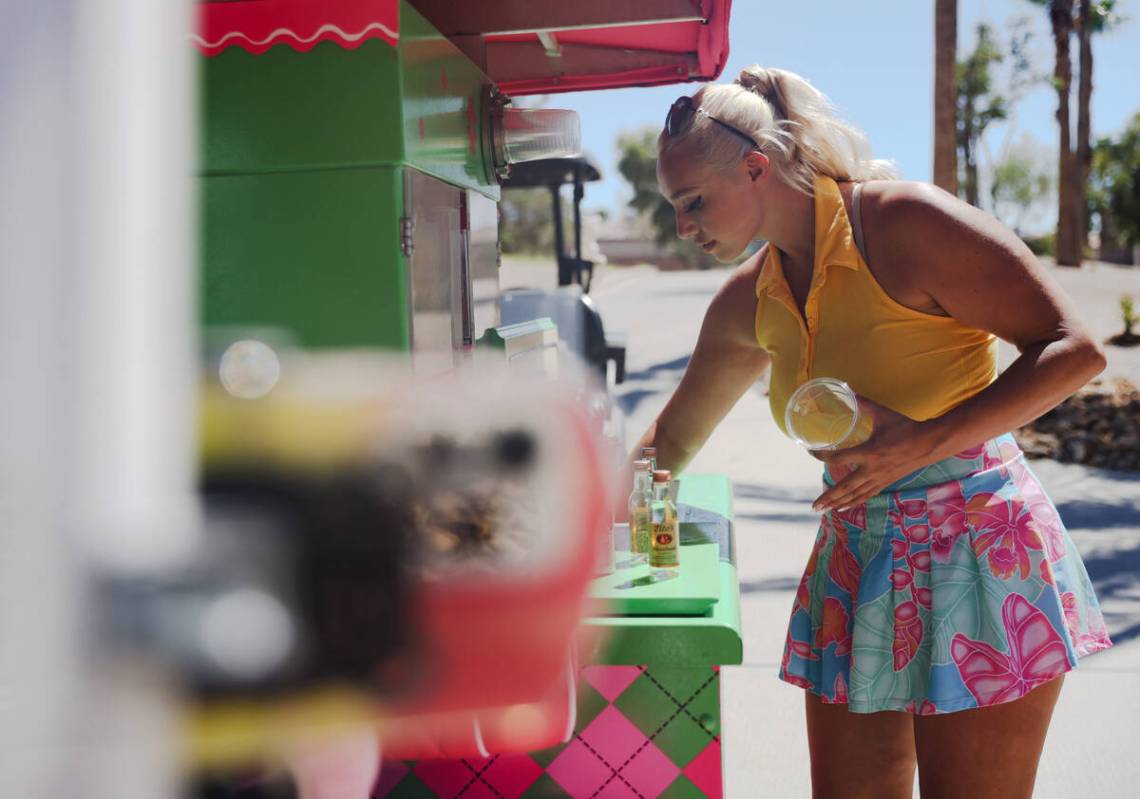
left=656, top=142, right=768, bottom=263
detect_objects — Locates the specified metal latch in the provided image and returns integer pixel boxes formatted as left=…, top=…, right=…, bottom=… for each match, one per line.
left=399, top=216, right=414, bottom=258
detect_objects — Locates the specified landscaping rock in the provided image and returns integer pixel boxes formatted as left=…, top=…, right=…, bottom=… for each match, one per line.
left=1015, top=378, right=1140, bottom=471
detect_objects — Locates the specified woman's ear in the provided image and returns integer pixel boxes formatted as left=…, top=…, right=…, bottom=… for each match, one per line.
left=745, top=151, right=770, bottom=182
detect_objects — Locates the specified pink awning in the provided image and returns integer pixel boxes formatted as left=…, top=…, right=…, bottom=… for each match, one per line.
left=193, top=0, right=399, bottom=56
left=417, top=0, right=733, bottom=96
left=193, top=1, right=733, bottom=96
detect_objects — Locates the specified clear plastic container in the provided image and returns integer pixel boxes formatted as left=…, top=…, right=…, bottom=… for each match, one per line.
left=784, top=378, right=873, bottom=451
left=628, top=460, right=653, bottom=565
left=499, top=108, right=581, bottom=164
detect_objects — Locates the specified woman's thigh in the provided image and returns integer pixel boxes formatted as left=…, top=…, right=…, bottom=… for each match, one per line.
left=804, top=693, right=916, bottom=799
left=913, top=675, right=1064, bottom=799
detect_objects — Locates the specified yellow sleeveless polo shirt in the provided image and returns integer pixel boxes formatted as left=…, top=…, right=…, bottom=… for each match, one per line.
left=756, top=174, right=997, bottom=434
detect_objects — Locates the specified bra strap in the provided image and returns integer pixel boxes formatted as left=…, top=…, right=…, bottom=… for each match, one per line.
left=852, top=182, right=868, bottom=264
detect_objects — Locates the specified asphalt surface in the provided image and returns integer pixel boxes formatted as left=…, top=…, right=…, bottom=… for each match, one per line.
left=504, top=256, right=1140, bottom=798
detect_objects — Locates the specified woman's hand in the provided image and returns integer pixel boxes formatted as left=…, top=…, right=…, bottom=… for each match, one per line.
left=810, top=396, right=941, bottom=514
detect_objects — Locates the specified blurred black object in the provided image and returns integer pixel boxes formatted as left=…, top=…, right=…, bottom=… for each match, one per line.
left=101, top=465, right=418, bottom=699
left=100, top=429, right=541, bottom=698
left=188, top=770, right=296, bottom=799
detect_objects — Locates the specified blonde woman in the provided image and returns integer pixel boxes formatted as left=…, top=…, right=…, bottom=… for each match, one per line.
left=636, top=66, right=1112, bottom=798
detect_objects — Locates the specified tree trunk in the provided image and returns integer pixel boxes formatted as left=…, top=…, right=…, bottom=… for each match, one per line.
left=934, top=0, right=958, bottom=193
left=1077, top=0, right=1093, bottom=255
left=1051, top=0, right=1081, bottom=266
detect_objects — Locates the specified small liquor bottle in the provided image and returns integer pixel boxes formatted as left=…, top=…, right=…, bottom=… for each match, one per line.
left=640, top=447, right=658, bottom=473
left=650, top=469, right=679, bottom=577
left=628, top=459, right=653, bottom=565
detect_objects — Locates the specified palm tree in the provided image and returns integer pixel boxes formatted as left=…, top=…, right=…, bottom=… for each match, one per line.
left=1030, top=0, right=1122, bottom=265
left=1077, top=1, right=1119, bottom=249
left=1048, top=0, right=1081, bottom=265
left=934, top=0, right=959, bottom=194
left=1076, top=0, right=1092, bottom=252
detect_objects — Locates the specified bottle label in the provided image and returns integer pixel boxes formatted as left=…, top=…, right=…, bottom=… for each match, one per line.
left=650, top=522, right=679, bottom=567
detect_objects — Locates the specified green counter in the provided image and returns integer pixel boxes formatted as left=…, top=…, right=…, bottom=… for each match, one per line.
left=586, top=473, right=743, bottom=668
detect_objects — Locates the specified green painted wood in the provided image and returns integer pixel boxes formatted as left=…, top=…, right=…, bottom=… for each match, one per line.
left=199, top=3, right=496, bottom=197
left=199, top=40, right=404, bottom=176
left=198, top=1, right=503, bottom=352
left=201, top=167, right=410, bottom=348
left=590, top=542, right=719, bottom=616
left=399, top=2, right=499, bottom=198
left=585, top=563, right=742, bottom=666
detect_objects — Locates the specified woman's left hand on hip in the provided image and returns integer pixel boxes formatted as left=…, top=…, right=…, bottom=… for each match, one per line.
left=810, top=396, right=938, bottom=513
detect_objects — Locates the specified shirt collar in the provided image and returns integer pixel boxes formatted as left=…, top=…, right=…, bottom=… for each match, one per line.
left=755, top=173, right=860, bottom=297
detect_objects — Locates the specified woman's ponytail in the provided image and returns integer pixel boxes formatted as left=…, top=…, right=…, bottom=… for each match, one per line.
left=659, top=65, right=898, bottom=194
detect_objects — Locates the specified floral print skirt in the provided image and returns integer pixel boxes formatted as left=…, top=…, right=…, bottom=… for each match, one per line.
left=779, top=434, right=1112, bottom=715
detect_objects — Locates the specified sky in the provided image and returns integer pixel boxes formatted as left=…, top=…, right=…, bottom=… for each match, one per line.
left=529, top=0, right=1140, bottom=234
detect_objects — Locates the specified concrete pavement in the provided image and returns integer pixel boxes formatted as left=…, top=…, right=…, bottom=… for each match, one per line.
left=502, top=255, right=1140, bottom=798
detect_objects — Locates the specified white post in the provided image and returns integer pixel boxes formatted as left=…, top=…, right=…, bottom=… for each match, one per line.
left=0, top=1, right=198, bottom=796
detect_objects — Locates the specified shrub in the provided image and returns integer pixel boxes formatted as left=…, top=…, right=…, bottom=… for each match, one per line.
left=1022, top=233, right=1056, bottom=256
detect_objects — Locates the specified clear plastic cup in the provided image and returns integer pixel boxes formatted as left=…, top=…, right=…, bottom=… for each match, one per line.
left=784, top=378, right=873, bottom=451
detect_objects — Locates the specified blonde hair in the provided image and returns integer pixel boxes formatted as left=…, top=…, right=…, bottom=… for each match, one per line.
left=658, top=66, right=898, bottom=194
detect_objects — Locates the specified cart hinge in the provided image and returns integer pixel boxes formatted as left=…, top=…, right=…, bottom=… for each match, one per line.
left=399, top=216, right=414, bottom=258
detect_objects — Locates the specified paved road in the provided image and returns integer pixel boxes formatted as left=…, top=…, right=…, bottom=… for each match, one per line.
left=506, top=256, right=1140, bottom=797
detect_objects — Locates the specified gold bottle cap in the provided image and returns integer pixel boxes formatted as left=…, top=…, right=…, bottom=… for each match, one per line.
left=633, top=459, right=652, bottom=470
left=652, top=469, right=671, bottom=483
left=641, top=447, right=657, bottom=457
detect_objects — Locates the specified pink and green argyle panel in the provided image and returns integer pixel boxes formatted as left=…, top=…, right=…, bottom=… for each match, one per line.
left=374, top=666, right=722, bottom=798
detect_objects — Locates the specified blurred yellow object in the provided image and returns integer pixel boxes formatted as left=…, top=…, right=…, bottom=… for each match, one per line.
left=184, top=686, right=377, bottom=771
left=199, top=382, right=389, bottom=473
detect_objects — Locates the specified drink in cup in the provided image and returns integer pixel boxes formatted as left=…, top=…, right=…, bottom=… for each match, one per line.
left=784, top=378, right=873, bottom=451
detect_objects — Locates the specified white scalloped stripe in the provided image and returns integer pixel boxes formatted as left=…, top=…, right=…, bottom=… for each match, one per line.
left=191, top=21, right=398, bottom=49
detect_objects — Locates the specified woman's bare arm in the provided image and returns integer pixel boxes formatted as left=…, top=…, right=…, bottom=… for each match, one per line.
left=908, top=184, right=1105, bottom=448
left=814, top=183, right=1106, bottom=511
left=628, top=251, right=772, bottom=477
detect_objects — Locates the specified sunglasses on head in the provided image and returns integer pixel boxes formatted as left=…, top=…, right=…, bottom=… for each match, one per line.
left=665, top=95, right=761, bottom=150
